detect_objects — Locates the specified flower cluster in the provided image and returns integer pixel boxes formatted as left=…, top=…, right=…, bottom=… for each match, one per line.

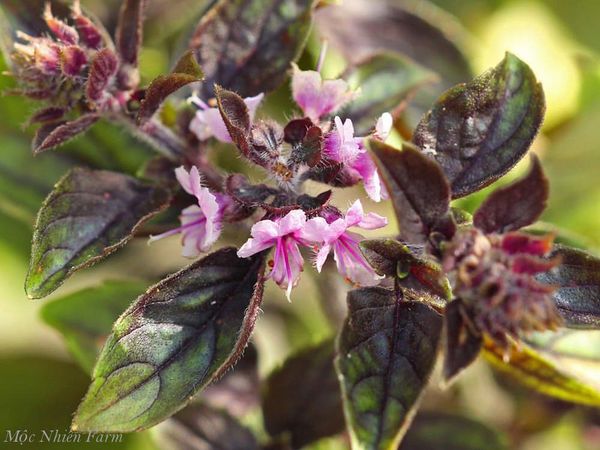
left=9, top=1, right=133, bottom=118
left=150, top=59, right=394, bottom=299
left=442, top=228, right=563, bottom=345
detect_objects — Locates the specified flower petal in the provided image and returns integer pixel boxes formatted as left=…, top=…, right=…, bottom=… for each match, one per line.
left=300, top=217, right=329, bottom=243
left=315, top=244, right=331, bottom=272
left=244, top=93, right=264, bottom=119
left=375, top=112, right=393, bottom=141
left=353, top=151, right=387, bottom=202
left=237, top=237, right=273, bottom=258
left=278, top=209, right=307, bottom=235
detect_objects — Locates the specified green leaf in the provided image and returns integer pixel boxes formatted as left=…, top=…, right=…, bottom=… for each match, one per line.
left=537, top=245, right=600, bottom=329
left=474, top=155, right=549, bottom=234
left=26, top=168, right=170, bottom=299
left=399, top=412, right=508, bottom=450
left=413, top=52, right=545, bottom=198
left=368, top=140, right=454, bottom=245
left=40, top=280, right=148, bottom=374
left=336, top=287, right=442, bottom=450
left=138, top=50, right=205, bottom=122
left=190, top=0, right=314, bottom=99
left=153, top=403, right=259, bottom=450
left=262, top=339, right=345, bottom=448
left=72, top=248, right=266, bottom=432
left=443, top=299, right=482, bottom=383
left=342, top=52, right=436, bottom=135
left=482, top=336, right=600, bottom=406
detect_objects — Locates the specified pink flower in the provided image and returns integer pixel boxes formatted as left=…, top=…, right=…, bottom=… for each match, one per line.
left=149, top=166, right=227, bottom=258
left=303, top=200, right=388, bottom=286
left=291, top=63, right=355, bottom=122
left=189, top=93, right=264, bottom=143
left=238, top=209, right=315, bottom=300
left=324, top=116, right=390, bottom=202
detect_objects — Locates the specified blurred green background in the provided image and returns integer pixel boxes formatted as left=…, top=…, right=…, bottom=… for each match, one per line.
left=1, top=0, right=600, bottom=449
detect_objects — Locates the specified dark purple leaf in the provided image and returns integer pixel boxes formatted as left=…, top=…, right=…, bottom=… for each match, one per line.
left=28, top=106, right=66, bottom=125
left=369, top=140, right=454, bottom=244
left=26, top=168, right=170, bottom=298
left=413, top=53, right=545, bottom=198
left=537, top=245, right=600, bottom=329
left=115, top=0, right=146, bottom=66
left=33, top=114, right=101, bottom=154
left=138, top=50, right=204, bottom=122
left=262, top=339, right=345, bottom=448
left=336, top=287, right=442, bottom=449
left=190, top=0, right=314, bottom=99
left=443, top=299, right=482, bottom=383
left=474, top=155, right=549, bottom=233
left=73, top=248, right=266, bottom=432
left=216, top=87, right=287, bottom=175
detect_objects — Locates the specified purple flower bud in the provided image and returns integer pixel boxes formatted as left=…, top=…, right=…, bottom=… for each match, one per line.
left=443, top=228, right=563, bottom=346
left=71, top=0, right=103, bottom=49
left=86, top=48, right=119, bottom=106
left=44, top=3, right=79, bottom=45
left=60, top=45, right=87, bottom=77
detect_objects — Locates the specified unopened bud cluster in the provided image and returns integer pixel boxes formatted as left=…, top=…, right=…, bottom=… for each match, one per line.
left=9, top=2, right=132, bottom=116
left=443, top=228, right=563, bottom=345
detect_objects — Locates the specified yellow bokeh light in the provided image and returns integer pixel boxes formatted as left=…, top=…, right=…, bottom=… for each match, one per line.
left=475, top=1, right=581, bottom=129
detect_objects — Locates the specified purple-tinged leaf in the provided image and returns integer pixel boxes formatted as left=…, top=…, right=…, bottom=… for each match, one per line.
left=336, top=287, right=442, bottom=450
left=215, top=85, right=261, bottom=164
left=413, top=53, right=545, bottom=198
left=26, top=168, right=170, bottom=298
left=262, top=339, right=345, bottom=448
left=86, top=48, right=119, bottom=105
left=474, top=155, right=548, bottom=233
left=73, top=248, right=266, bottom=432
left=443, top=299, right=482, bottom=384
left=138, top=50, right=204, bottom=122
left=154, top=403, right=259, bottom=450
left=190, top=0, right=314, bottom=99
left=537, top=245, right=600, bottom=329
left=32, top=114, right=100, bottom=154
left=28, top=106, right=66, bottom=125
left=369, top=140, right=455, bottom=244
left=115, top=0, right=146, bottom=66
